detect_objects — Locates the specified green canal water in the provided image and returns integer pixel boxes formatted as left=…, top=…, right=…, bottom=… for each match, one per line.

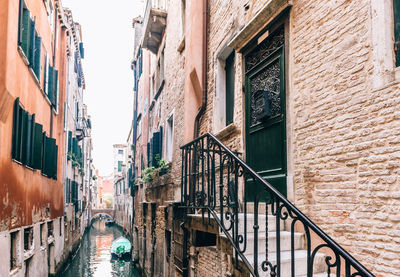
left=61, top=220, right=141, bottom=277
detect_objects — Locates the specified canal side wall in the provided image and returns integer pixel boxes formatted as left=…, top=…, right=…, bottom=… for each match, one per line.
left=0, top=216, right=64, bottom=277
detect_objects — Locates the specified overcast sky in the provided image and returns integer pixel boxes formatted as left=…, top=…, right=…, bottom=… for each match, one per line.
left=62, top=0, right=144, bottom=176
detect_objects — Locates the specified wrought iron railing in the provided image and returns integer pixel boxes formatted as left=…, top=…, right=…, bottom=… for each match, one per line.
left=180, top=133, right=374, bottom=277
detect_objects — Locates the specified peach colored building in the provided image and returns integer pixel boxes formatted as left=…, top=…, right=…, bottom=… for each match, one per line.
left=0, top=0, right=85, bottom=276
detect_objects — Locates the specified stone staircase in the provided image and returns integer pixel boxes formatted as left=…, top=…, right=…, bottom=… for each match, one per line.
left=220, top=214, right=331, bottom=277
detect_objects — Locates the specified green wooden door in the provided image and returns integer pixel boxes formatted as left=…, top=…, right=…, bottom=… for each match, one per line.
left=245, top=27, right=286, bottom=201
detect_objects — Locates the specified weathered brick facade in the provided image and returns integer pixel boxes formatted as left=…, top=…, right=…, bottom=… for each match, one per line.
left=130, top=0, right=400, bottom=276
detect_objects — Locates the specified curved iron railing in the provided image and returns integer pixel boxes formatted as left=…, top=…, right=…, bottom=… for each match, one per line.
left=180, top=133, right=375, bottom=277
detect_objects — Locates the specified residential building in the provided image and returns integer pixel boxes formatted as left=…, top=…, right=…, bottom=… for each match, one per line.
left=62, top=8, right=93, bottom=265
left=129, top=0, right=400, bottom=276
left=0, top=0, right=70, bottom=275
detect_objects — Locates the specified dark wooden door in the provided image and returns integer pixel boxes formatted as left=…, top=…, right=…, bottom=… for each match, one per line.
left=245, top=27, right=286, bottom=201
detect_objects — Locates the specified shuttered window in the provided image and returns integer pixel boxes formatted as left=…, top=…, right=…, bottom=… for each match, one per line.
left=33, top=36, right=42, bottom=80
left=68, top=131, right=72, bottom=153
left=11, top=98, right=57, bottom=178
left=18, top=3, right=42, bottom=80
left=42, top=136, right=57, bottom=179
left=21, top=8, right=32, bottom=60
left=394, top=0, right=400, bottom=66
left=118, top=161, right=123, bottom=172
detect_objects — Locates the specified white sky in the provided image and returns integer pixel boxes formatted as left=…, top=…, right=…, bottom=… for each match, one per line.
left=61, top=0, right=144, bottom=176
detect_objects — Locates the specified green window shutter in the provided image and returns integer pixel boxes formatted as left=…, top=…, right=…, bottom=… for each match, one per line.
left=52, top=69, right=58, bottom=107
left=32, top=123, right=43, bottom=170
left=118, top=161, right=122, bottom=172
left=44, top=54, right=48, bottom=93
left=68, top=131, right=72, bottom=153
left=12, top=98, right=21, bottom=160
left=41, top=134, right=48, bottom=176
left=395, top=0, right=400, bottom=66
left=28, top=19, right=35, bottom=66
left=159, top=126, right=163, bottom=160
left=20, top=110, right=28, bottom=165
left=21, top=8, right=31, bottom=59
left=25, top=113, right=33, bottom=166
left=47, top=66, right=54, bottom=103
left=152, top=131, right=161, bottom=167
left=33, top=36, right=41, bottom=80
left=18, top=0, right=24, bottom=46
left=225, top=52, right=235, bottom=126
left=52, top=144, right=58, bottom=179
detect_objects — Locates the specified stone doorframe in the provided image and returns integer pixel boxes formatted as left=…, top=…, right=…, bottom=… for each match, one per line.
left=228, top=1, right=295, bottom=201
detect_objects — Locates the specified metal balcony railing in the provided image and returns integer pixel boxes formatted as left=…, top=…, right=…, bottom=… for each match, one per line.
left=180, top=133, right=375, bottom=277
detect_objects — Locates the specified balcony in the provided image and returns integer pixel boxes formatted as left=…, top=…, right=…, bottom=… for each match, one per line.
left=142, top=0, right=167, bottom=54
left=76, top=117, right=91, bottom=139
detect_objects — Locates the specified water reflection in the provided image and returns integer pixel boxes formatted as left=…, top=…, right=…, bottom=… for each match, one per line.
left=61, top=219, right=141, bottom=277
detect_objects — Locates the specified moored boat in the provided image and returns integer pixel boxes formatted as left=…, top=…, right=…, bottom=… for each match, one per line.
left=105, top=218, right=115, bottom=226
left=111, top=237, right=132, bottom=259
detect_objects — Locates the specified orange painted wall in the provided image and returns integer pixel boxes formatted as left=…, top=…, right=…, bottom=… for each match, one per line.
left=0, top=0, right=67, bottom=230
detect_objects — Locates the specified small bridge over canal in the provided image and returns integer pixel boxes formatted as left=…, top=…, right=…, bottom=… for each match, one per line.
left=91, top=208, right=115, bottom=222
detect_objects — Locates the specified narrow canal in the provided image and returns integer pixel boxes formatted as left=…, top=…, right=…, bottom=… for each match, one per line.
left=61, top=220, right=141, bottom=277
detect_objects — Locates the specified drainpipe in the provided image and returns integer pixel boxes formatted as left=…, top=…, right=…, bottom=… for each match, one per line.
left=193, top=0, right=208, bottom=139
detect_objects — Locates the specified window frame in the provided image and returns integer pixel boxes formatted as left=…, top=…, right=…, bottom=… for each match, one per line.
left=165, top=112, right=174, bottom=162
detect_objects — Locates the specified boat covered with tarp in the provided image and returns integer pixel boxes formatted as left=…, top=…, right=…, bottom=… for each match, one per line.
left=111, top=237, right=132, bottom=259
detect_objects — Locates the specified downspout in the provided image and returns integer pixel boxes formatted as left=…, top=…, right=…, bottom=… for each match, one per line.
left=193, top=0, right=208, bottom=139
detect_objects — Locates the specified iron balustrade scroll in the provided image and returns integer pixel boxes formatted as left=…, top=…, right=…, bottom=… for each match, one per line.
left=180, top=133, right=375, bottom=277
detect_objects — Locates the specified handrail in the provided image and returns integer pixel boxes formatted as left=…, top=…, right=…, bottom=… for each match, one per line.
left=180, top=132, right=375, bottom=277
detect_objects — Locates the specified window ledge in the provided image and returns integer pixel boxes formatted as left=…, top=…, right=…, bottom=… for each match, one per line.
left=10, top=268, right=20, bottom=276
left=215, top=123, right=238, bottom=141
left=23, top=248, right=34, bottom=260
left=177, top=36, right=185, bottom=53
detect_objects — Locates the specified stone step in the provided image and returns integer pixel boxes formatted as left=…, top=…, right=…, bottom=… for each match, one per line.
left=244, top=250, right=326, bottom=277
left=243, top=231, right=304, bottom=256
left=298, top=273, right=334, bottom=277
left=237, top=214, right=285, bottom=233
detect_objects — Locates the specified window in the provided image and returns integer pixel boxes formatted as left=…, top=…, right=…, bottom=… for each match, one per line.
left=138, top=48, right=143, bottom=78
left=156, top=48, right=165, bottom=91
left=18, top=2, right=42, bottom=80
left=214, top=49, right=235, bottom=131
left=165, top=114, right=174, bottom=162
left=10, top=230, right=19, bottom=270
left=148, top=128, right=163, bottom=167
left=394, top=0, right=400, bottom=66
left=47, top=0, right=54, bottom=31
left=12, top=98, right=44, bottom=170
left=225, top=52, right=235, bottom=125
left=24, top=227, right=33, bottom=251
left=59, top=218, right=62, bottom=236
left=47, top=221, right=53, bottom=237
left=40, top=223, right=45, bottom=246
left=118, top=149, right=124, bottom=155
left=118, top=161, right=123, bottom=172
left=136, top=117, right=142, bottom=138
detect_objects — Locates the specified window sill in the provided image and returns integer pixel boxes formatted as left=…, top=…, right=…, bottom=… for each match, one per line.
left=10, top=268, right=21, bottom=276
left=215, top=123, right=238, bottom=141
left=23, top=248, right=34, bottom=260
left=177, top=36, right=185, bottom=53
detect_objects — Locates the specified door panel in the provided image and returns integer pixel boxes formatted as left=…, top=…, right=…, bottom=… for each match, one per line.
left=245, top=27, right=286, bottom=201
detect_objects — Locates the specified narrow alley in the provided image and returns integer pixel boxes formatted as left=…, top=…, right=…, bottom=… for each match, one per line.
left=1, top=0, right=400, bottom=277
